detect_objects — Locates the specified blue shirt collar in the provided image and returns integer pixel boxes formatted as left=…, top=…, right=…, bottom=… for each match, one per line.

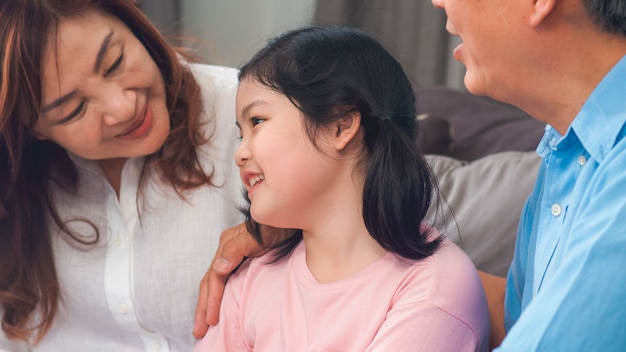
left=538, top=55, right=626, bottom=162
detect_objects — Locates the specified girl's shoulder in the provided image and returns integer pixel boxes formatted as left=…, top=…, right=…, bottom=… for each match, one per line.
left=386, top=238, right=479, bottom=295
left=396, top=237, right=489, bottom=332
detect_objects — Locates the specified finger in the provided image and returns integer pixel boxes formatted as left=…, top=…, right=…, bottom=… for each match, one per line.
left=204, top=224, right=260, bottom=325
left=212, top=224, right=260, bottom=273
left=204, top=266, right=229, bottom=326
left=192, top=223, right=245, bottom=337
left=192, top=272, right=210, bottom=339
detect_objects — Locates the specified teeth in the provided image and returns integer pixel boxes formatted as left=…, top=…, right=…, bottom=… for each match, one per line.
left=249, top=175, right=265, bottom=187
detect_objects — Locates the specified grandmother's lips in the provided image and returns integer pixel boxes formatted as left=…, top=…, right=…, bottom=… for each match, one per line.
left=116, top=105, right=153, bottom=140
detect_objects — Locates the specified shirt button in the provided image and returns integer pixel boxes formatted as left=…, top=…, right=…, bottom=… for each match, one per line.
left=578, top=155, right=587, bottom=166
left=551, top=203, right=562, bottom=217
left=152, top=342, right=161, bottom=351
left=118, top=304, right=128, bottom=315
left=115, top=236, right=124, bottom=248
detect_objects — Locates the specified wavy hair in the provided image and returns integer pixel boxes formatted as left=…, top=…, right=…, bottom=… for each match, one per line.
left=0, top=0, right=211, bottom=343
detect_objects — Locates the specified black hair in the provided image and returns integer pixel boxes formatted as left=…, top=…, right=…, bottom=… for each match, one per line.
left=582, top=0, right=626, bottom=36
left=239, top=26, right=443, bottom=261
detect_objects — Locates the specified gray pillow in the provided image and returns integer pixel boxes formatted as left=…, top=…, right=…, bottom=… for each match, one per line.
left=425, top=151, right=541, bottom=277
left=416, top=86, right=545, bottom=161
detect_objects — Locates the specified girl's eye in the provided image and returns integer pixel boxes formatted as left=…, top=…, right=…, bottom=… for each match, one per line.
left=251, top=117, right=264, bottom=126
left=59, top=100, right=86, bottom=124
left=104, top=51, right=124, bottom=77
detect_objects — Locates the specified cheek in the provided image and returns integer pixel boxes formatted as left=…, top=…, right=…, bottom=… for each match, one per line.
left=46, top=124, right=102, bottom=154
left=269, top=145, right=329, bottom=198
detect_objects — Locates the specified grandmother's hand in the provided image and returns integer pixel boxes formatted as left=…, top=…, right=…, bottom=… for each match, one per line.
left=192, top=222, right=296, bottom=339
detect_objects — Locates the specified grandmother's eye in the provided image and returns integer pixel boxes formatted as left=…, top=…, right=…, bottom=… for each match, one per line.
left=104, top=51, right=124, bottom=77
left=59, top=100, right=86, bottom=124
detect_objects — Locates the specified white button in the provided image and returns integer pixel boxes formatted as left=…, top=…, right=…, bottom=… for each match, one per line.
left=118, top=304, right=128, bottom=315
left=115, top=236, right=124, bottom=248
left=551, top=203, right=562, bottom=217
left=578, top=155, right=587, bottom=166
left=151, top=342, right=161, bottom=351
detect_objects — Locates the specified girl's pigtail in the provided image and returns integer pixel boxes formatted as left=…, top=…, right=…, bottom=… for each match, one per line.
left=362, top=116, right=442, bottom=260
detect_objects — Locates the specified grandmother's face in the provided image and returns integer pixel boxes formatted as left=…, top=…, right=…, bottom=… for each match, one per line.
left=35, top=8, right=170, bottom=164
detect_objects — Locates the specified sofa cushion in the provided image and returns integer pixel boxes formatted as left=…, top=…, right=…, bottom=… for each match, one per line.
left=417, top=86, right=545, bottom=161
left=425, top=151, right=541, bottom=276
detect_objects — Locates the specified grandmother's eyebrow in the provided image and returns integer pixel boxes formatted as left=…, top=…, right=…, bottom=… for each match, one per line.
left=41, top=89, right=77, bottom=113
left=94, top=30, right=114, bottom=73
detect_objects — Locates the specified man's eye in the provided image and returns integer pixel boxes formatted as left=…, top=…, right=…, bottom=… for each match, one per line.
left=58, top=101, right=86, bottom=124
left=104, top=51, right=124, bottom=77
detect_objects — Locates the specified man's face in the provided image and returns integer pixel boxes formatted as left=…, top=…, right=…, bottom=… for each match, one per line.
left=432, top=0, right=526, bottom=99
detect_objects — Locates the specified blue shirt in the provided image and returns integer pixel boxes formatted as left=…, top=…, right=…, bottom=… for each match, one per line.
left=497, top=56, right=626, bottom=351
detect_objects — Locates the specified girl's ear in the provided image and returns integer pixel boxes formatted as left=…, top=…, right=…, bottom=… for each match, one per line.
left=334, top=111, right=361, bottom=151
left=529, top=0, right=557, bottom=27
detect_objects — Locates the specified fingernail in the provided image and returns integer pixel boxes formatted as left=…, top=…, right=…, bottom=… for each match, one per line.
left=213, top=257, right=230, bottom=272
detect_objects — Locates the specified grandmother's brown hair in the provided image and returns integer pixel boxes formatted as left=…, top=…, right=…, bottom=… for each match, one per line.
left=0, top=0, right=212, bottom=343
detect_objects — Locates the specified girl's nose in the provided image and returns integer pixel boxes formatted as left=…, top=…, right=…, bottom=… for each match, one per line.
left=235, top=138, right=251, bottom=167
left=102, top=87, right=137, bottom=126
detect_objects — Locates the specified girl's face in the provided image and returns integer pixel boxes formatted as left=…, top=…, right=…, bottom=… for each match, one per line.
left=235, top=78, right=342, bottom=230
left=34, top=9, right=170, bottom=162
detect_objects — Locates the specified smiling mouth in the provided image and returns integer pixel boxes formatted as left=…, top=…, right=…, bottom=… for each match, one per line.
left=248, top=175, right=265, bottom=188
left=116, top=105, right=152, bottom=139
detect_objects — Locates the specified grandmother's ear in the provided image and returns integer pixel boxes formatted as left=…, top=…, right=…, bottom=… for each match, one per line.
left=334, top=111, right=361, bottom=151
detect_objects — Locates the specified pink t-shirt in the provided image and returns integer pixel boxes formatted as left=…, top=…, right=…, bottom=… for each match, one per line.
left=195, top=237, right=489, bottom=351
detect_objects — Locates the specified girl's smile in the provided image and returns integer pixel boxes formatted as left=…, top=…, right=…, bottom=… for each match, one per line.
left=235, top=78, right=342, bottom=230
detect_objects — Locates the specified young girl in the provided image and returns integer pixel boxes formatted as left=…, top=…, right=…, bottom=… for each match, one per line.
left=195, top=26, right=489, bottom=351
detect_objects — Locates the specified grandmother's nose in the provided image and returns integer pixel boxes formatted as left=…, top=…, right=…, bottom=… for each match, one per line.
left=102, top=87, right=137, bottom=126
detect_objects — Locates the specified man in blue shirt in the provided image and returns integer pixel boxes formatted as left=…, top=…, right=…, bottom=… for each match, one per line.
left=194, top=0, right=626, bottom=350
left=428, top=0, right=626, bottom=350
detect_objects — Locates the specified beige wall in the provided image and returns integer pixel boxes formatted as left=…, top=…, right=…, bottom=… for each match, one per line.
left=181, top=0, right=316, bottom=68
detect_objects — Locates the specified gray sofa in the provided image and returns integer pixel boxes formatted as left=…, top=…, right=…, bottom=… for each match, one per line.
left=418, top=87, right=545, bottom=277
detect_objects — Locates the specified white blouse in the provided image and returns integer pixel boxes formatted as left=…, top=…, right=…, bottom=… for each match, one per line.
left=1, top=64, right=244, bottom=352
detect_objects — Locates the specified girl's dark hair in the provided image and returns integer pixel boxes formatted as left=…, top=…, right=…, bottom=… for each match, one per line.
left=239, top=26, right=443, bottom=262
left=0, top=0, right=211, bottom=343
left=582, top=0, right=626, bottom=36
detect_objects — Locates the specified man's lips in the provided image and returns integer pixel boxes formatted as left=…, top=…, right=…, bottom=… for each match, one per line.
left=445, top=25, right=463, bottom=62
left=116, top=105, right=152, bottom=140
left=453, top=42, right=464, bottom=61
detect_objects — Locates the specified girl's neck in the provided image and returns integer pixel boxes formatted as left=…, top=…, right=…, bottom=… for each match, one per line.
left=302, top=223, right=388, bottom=284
